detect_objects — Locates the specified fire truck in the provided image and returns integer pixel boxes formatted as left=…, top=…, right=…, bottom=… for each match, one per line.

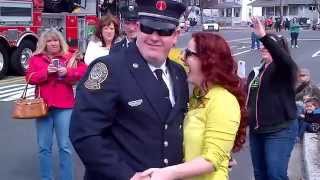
left=0, top=0, right=100, bottom=79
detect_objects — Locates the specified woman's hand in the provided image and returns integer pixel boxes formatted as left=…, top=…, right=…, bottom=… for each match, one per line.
left=251, top=16, right=266, bottom=38
left=57, top=66, right=67, bottom=77
left=142, top=167, right=176, bottom=180
left=47, top=64, right=58, bottom=74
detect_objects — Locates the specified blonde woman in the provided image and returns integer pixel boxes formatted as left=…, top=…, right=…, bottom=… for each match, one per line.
left=26, top=28, right=87, bottom=180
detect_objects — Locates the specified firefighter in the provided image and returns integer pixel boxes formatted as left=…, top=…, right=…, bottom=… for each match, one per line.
left=69, top=0, right=188, bottom=179
left=110, top=4, right=138, bottom=53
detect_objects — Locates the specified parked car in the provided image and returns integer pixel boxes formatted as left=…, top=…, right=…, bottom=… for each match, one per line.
left=202, top=19, right=219, bottom=32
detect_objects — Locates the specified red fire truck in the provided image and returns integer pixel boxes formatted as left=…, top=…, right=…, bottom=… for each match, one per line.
left=0, top=0, right=99, bottom=79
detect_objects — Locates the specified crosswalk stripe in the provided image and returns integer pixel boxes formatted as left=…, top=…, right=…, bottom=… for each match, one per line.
left=0, top=84, right=28, bottom=90
left=0, top=83, right=35, bottom=101
left=0, top=86, right=34, bottom=95
left=2, top=91, right=35, bottom=102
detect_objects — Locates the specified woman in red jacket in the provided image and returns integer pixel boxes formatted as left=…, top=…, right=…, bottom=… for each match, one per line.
left=26, top=28, right=87, bottom=180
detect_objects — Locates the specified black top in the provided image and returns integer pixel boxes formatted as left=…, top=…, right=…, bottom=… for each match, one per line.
left=246, top=34, right=298, bottom=133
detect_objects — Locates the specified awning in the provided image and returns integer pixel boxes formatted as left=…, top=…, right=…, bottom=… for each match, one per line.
left=213, top=2, right=242, bottom=9
left=248, top=0, right=315, bottom=7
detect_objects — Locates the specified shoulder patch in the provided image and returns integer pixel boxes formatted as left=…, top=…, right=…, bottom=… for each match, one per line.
left=84, top=62, right=109, bottom=90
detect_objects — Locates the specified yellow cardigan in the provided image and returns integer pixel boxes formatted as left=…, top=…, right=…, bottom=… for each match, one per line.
left=184, top=86, right=241, bottom=180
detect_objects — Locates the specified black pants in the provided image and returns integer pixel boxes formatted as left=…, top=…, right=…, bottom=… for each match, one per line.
left=291, top=32, right=299, bottom=46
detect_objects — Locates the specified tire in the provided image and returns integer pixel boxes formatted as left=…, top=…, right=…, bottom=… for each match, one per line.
left=10, top=40, right=36, bottom=75
left=0, top=43, right=9, bottom=79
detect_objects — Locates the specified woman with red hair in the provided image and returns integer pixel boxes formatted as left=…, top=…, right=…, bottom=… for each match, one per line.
left=142, top=32, right=247, bottom=180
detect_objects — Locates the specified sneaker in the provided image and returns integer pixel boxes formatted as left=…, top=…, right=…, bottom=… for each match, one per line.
left=291, top=45, right=294, bottom=48
left=295, top=45, right=299, bottom=48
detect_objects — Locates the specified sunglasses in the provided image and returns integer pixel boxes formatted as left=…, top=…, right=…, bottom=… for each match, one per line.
left=184, top=48, right=198, bottom=59
left=140, top=23, right=175, bottom=36
left=299, top=74, right=308, bottom=77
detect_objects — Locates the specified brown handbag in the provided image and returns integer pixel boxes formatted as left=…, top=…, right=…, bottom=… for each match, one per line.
left=11, top=74, right=48, bottom=119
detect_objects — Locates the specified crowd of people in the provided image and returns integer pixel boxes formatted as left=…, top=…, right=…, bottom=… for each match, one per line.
left=251, top=16, right=302, bottom=50
left=23, top=1, right=320, bottom=180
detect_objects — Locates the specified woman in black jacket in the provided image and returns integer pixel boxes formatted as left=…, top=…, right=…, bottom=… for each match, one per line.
left=247, top=17, right=298, bottom=180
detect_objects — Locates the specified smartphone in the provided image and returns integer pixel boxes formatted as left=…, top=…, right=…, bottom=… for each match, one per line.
left=52, top=59, right=60, bottom=68
left=237, top=60, right=246, bottom=78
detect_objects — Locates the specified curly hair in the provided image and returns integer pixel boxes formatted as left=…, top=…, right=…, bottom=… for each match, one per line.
left=94, top=14, right=120, bottom=47
left=192, top=32, right=247, bottom=152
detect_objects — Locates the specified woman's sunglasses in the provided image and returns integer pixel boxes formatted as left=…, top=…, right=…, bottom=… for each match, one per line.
left=140, top=23, right=175, bottom=37
left=184, top=48, right=198, bottom=59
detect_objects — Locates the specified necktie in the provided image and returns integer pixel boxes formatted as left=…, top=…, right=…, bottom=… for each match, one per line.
left=154, top=69, right=172, bottom=120
left=154, top=69, right=170, bottom=97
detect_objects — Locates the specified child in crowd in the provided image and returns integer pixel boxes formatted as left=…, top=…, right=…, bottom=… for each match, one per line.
left=298, top=97, right=320, bottom=139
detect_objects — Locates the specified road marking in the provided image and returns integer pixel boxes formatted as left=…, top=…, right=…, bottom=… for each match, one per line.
left=0, top=83, right=35, bottom=101
left=237, top=46, right=247, bottom=50
left=0, top=79, right=25, bottom=85
left=0, top=76, right=24, bottom=83
left=227, top=38, right=250, bottom=43
left=2, top=91, right=34, bottom=101
left=233, top=49, right=252, bottom=56
left=312, top=50, right=320, bottom=58
left=299, top=38, right=320, bottom=41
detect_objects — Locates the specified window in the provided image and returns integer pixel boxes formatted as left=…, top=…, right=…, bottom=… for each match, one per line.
left=234, top=7, right=240, bottom=17
left=0, top=7, right=31, bottom=17
left=289, top=5, right=298, bottom=16
left=226, top=8, right=232, bottom=17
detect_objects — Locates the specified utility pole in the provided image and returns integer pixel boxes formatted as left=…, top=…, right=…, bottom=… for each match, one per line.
left=199, top=0, right=203, bottom=25
left=280, top=0, right=283, bottom=20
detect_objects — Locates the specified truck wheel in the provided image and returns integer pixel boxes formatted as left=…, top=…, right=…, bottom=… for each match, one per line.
left=0, top=44, right=9, bottom=79
left=10, top=40, right=36, bottom=75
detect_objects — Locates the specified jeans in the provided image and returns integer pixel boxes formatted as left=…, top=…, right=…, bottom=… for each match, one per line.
left=290, top=32, right=299, bottom=46
left=251, top=32, right=260, bottom=49
left=249, top=120, right=298, bottom=180
left=36, top=108, right=73, bottom=180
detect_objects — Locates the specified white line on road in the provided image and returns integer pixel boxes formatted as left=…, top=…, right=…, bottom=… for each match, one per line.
left=227, top=38, right=250, bottom=43
left=0, top=79, right=25, bottom=85
left=0, top=76, right=24, bottom=83
left=312, top=50, right=320, bottom=58
left=299, top=38, right=320, bottom=41
left=233, top=49, right=252, bottom=56
left=0, top=86, right=34, bottom=95
left=0, top=84, right=27, bottom=90
left=237, top=46, right=248, bottom=50
left=2, top=91, right=34, bottom=102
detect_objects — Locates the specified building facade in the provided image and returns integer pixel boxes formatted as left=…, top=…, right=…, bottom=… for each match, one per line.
left=249, top=0, right=319, bottom=22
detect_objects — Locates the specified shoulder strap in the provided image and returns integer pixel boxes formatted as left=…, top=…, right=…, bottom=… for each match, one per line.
left=21, top=73, right=40, bottom=99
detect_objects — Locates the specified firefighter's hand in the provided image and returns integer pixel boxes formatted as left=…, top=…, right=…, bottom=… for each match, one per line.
left=48, top=64, right=58, bottom=74
left=57, top=66, right=67, bottom=77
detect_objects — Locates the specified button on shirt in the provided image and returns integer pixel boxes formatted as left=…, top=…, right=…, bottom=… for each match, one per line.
left=148, top=62, right=175, bottom=106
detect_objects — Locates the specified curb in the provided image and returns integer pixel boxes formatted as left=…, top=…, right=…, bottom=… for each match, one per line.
left=303, top=133, right=320, bottom=180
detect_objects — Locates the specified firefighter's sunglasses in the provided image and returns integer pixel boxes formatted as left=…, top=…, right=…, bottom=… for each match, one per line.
left=140, top=23, right=176, bottom=36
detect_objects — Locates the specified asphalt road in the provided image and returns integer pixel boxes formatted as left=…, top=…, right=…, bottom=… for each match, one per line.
left=1, top=27, right=319, bottom=180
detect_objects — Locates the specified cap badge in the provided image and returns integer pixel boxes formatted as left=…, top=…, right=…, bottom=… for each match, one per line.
left=156, top=0, right=167, bottom=11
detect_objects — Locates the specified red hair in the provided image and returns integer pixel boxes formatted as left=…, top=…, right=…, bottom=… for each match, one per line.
left=192, top=32, right=247, bottom=152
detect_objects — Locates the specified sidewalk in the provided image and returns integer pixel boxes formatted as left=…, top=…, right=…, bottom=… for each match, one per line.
left=303, top=133, right=320, bottom=180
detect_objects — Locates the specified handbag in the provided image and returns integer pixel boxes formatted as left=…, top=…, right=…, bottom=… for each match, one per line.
left=11, top=74, right=48, bottom=119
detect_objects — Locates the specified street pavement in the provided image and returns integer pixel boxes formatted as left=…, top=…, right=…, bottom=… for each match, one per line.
left=1, top=27, right=319, bottom=179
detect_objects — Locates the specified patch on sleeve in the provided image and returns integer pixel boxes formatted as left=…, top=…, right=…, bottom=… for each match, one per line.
left=84, top=62, right=109, bottom=90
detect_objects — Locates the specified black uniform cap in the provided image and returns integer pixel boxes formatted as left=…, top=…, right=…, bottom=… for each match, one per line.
left=121, top=5, right=138, bottom=21
left=136, top=0, right=186, bottom=30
